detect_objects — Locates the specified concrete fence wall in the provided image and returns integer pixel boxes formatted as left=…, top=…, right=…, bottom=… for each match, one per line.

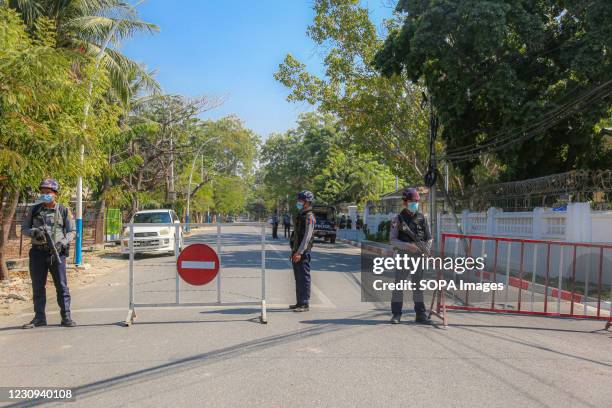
left=437, top=203, right=610, bottom=244
left=357, top=203, right=611, bottom=244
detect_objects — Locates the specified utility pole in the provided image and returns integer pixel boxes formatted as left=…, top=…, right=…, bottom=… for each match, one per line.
left=75, top=21, right=119, bottom=266
left=167, top=105, right=176, bottom=202
left=425, top=94, right=439, bottom=245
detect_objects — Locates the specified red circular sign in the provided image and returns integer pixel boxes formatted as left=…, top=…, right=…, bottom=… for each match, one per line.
left=176, top=243, right=220, bottom=286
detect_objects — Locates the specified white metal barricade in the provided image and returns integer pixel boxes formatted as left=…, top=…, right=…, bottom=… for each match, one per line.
left=123, top=222, right=267, bottom=326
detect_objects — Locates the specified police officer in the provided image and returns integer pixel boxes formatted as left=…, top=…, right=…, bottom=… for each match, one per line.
left=272, top=209, right=279, bottom=239
left=21, top=179, right=76, bottom=328
left=389, top=187, right=433, bottom=324
left=283, top=212, right=291, bottom=238
left=289, top=190, right=316, bottom=312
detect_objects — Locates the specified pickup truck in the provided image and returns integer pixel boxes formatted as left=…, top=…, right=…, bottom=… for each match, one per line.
left=312, top=205, right=337, bottom=243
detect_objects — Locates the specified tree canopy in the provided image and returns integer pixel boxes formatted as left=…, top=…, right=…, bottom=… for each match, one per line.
left=374, top=0, right=612, bottom=183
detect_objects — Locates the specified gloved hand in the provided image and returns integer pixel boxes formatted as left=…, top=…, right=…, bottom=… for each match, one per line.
left=55, top=241, right=65, bottom=254
left=31, top=228, right=45, bottom=241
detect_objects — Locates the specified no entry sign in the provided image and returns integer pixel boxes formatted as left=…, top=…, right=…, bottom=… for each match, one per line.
left=176, top=243, right=220, bottom=286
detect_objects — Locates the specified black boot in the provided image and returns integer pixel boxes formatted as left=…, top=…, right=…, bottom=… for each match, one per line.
left=22, top=317, right=47, bottom=329
left=61, top=315, right=76, bottom=327
left=390, top=314, right=401, bottom=324
left=414, top=302, right=432, bottom=324
left=415, top=313, right=432, bottom=324
left=293, top=304, right=309, bottom=312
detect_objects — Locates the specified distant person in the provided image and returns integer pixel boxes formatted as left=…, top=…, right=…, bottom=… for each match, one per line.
left=21, top=179, right=76, bottom=329
left=339, top=214, right=346, bottom=229
left=272, top=209, right=279, bottom=239
left=346, top=216, right=352, bottom=229
left=283, top=212, right=291, bottom=238
left=389, top=188, right=432, bottom=325
left=289, top=190, right=316, bottom=312
left=356, top=215, right=363, bottom=230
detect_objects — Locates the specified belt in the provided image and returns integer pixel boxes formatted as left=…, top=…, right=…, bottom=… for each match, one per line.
left=32, top=244, right=50, bottom=251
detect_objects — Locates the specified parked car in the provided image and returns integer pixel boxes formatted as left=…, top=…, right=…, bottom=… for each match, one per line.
left=312, top=205, right=337, bottom=243
left=121, top=209, right=184, bottom=255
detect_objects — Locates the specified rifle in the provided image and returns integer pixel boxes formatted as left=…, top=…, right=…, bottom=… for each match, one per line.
left=397, top=213, right=432, bottom=256
left=41, top=214, right=62, bottom=265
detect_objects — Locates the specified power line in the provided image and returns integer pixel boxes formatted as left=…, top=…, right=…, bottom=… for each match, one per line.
left=441, top=80, right=612, bottom=162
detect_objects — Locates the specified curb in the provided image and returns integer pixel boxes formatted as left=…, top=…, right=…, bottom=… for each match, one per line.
left=338, top=238, right=361, bottom=248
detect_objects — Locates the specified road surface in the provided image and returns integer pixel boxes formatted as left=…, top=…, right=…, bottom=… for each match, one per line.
left=0, top=225, right=610, bottom=407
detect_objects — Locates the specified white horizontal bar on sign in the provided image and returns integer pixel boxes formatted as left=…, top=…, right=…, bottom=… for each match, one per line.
left=181, top=261, right=216, bottom=269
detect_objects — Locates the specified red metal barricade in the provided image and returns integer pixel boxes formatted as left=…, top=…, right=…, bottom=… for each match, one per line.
left=433, top=233, right=612, bottom=328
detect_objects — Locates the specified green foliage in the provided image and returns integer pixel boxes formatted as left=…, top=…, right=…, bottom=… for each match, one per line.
left=4, top=0, right=160, bottom=103
left=274, top=0, right=432, bottom=183
left=213, top=176, right=247, bottom=215
left=0, top=8, right=120, bottom=195
left=365, top=220, right=391, bottom=243
left=259, top=112, right=395, bottom=207
left=375, top=0, right=612, bottom=183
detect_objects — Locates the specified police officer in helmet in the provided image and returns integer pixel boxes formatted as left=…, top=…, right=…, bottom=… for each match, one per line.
left=289, top=190, right=316, bottom=312
left=389, top=187, right=433, bottom=324
left=21, top=179, right=76, bottom=328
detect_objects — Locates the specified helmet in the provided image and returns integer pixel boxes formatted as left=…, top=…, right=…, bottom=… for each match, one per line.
left=401, top=187, right=420, bottom=201
left=297, top=190, right=314, bottom=202
left=39, top=178, right=59, bottom=192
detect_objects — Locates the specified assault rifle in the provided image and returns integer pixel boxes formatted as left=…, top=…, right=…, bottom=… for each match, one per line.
left=41, top=216, right=62, bottom=265
left=397, top=213, right=432, bottom=256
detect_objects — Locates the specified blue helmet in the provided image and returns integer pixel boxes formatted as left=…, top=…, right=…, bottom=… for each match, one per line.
left=297, top=190, right=314, bottom=202
left=401, top=187, right=420, bottom=201
left=39, top=178, right=59, bottom=192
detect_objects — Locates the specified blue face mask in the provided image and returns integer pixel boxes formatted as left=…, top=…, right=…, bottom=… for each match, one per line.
left=407, top=202, right=419, bottom=212
left=39, top=193, right=54, bottom=203
left=296, top=202, right=304, bottom=210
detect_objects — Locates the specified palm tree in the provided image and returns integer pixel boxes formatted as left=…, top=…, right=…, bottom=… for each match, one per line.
left=1, top=0, right=160, bottom=102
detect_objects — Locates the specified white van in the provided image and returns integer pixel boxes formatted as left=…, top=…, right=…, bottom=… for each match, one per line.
left=121, top=209, right=184, bottom=255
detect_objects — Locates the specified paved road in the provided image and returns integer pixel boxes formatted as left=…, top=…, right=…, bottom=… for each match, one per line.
left=0, top=225, right=610, bottom=407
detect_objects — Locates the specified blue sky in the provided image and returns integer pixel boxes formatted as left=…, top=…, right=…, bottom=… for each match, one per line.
left=120, top=0, right=393, bottom=138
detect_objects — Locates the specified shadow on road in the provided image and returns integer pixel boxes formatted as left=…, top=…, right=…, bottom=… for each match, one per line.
left=5, top=310, right=381, bottom=407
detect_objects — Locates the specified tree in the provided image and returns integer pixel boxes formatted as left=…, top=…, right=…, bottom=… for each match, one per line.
left=0, top=9, right=120, bottom=279
left=274, top=0, right=432, bottom=183
left=2, top=0, right=159, bottom=103
left=213, top=176, right=247, bottom=216
left=375, top=0, right=612, bottom=183
left=259, top=112, right=396, bottom=207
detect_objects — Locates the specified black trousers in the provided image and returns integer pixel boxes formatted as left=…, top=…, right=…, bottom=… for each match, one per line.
left=272, top=223, right=279, bottom=239
left=284, top=224, right=290, bottom=238
left=29, top=247, right=71, bottom=320
left=292, top=251, right=311, bottom=306
left=391, top=267, right=426, bottom=316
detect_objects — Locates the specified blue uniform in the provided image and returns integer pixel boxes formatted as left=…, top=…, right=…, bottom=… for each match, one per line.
left=290, top=208, right=315, bottom=306
left=21, top=203, right=75, bottom=321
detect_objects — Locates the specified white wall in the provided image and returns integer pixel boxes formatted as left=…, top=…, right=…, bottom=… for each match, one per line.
left=363, top=202, right=612, bottom=244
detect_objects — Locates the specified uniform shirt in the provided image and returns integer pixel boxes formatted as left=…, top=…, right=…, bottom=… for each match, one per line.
left=389, top=209, right=433, bottom=253
left=283, top=214, right=291, bottom=225
left=21, top=203, right=76, bottom=246
left=293, top=209, right=315, bottom=254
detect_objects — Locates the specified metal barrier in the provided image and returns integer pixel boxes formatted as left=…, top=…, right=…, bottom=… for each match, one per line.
left=432, top=233, right=612, bottom=330
left=124, top=222, right=267, bottom=326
